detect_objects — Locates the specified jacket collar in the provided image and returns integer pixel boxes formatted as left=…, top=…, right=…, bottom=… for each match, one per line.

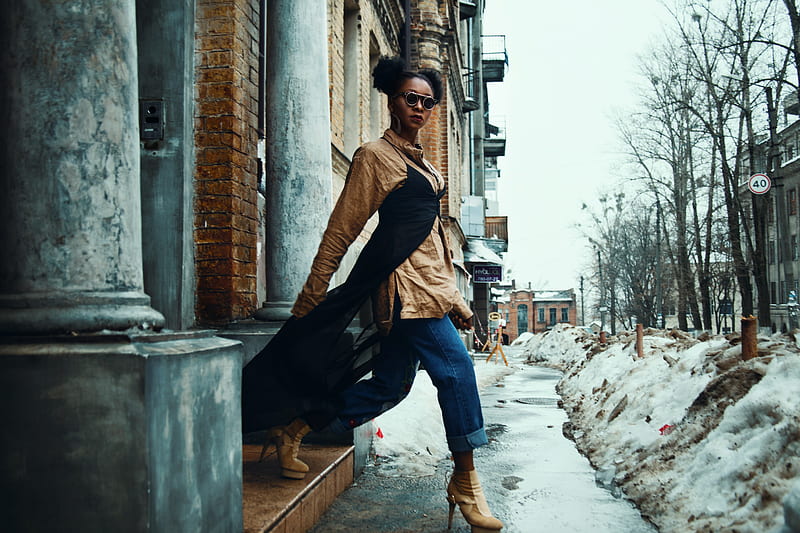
left=382, top=128, right=425, bottom=162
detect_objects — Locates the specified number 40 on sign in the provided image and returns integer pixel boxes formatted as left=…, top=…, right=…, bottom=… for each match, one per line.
left=748, top=173, right=772, bottom=195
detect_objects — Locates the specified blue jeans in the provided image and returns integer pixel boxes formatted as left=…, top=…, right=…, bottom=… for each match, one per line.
left=327, top=314, right=488, bottom=452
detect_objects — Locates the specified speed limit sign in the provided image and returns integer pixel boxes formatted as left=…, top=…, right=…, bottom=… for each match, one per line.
left=748, top=173, right=771, bottom=195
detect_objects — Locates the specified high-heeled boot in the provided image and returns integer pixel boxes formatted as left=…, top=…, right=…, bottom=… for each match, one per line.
left=259, top=419, right=312, bottom=479
left=447, top=469, right=503, bottom=532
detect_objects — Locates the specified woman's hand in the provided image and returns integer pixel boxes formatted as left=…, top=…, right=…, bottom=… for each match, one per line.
left=449, top=311, right=473, bottom=331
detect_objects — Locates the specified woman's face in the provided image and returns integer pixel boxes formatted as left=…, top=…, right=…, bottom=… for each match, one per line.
left=388, top=76, right=436, bottom=141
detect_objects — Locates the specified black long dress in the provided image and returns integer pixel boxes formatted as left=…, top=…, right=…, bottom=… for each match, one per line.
left=242, top=162, right=446, bottom=433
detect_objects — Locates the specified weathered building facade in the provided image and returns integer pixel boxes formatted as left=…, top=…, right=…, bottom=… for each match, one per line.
left=499, top=289, right=578, bottom=342
left=741, top=101, right=800, bottom=332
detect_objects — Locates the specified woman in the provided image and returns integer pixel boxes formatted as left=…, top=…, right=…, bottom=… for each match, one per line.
left=243, top=57, right=503, bottom=533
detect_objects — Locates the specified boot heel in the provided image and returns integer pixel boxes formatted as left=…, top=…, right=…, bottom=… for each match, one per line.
left=447, top=469, right=503, bottom=532
left=258, top=428, right=280, bottom=462
left=447, top=498, right=456, bottom=530
left=281, top=467, right=307, bottom=480
left=271, top=419, right=311, bottom=480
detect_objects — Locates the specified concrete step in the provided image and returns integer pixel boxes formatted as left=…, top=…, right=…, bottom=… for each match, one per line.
left=243, top=443, right=354, bottom=533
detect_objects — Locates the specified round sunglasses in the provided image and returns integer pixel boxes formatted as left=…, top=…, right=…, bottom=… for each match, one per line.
left=393, top=91, right=439, bottom=110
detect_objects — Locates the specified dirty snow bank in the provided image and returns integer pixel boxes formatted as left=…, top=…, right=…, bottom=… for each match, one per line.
left=370, top=356, right=517, bottom=477
left=521, top=323, right=800, bottom=533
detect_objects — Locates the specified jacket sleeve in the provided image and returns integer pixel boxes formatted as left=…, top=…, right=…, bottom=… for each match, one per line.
left=291, top=147, right=393, bottom=317
left=451, top=291, right=474, bottom=321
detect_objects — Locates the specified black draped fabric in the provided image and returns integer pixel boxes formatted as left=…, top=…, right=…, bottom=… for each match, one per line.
left=242, top=163, right=446, bottom=433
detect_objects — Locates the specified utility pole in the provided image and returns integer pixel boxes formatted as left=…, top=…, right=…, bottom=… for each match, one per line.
left=597, top=249, right=606, bottom=334
left=750, top=87, right=774, bottom=331
left=580, top=276, right=585, bottom=326
left=655, top=198, right=664, bottom=328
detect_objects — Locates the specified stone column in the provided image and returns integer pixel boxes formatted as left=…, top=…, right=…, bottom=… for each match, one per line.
left=257, top=0, right=333, bottom=320
left=0, top=2, right=243, bottom=531
left=0, top=0, right=164, bottom=334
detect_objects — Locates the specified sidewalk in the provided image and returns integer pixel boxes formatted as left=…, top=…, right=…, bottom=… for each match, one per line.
left=310, top=347, right=657, bottom=532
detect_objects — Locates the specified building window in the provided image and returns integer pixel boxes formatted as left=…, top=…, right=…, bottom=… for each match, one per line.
left=793, top=234, right=799, bottom=260
left=518, top=304, right=528, bottom=334
left=561, top=307, right=569, bottom=322
left=770, top=281, right=777, bottom=304
left=549, top=307, right=556, bottom=326
left=769, top=240, right=776, bottom=264
left=538, top=307, right=544, bottom=323
left=343, top=6, right=361, bottom=156
left=790, top=188, right=798, bottom=216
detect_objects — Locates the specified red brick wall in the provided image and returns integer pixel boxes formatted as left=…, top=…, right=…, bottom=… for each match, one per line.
left=194, top=0, right=260, bottom=324
left=499, top=290, right=533, bottom=341
left=499, top=290, right=578, bottom=341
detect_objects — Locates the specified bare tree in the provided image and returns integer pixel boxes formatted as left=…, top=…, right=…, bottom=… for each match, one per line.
left=615, top=37, right=709, bottom=331
left=580, top=194, right=664, bottom=330
left=668, top=0, right=787, bottom=321
left=585, top=0, right=796, bottom=332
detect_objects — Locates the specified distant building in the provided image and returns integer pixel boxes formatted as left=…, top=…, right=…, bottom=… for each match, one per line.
left=498, top=288, right=578, bottom=342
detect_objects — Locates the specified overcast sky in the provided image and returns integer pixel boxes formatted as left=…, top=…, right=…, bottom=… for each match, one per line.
left=483, top=0, right=669, bottom=291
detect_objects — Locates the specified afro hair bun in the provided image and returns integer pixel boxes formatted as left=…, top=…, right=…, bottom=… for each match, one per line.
left=372, top=56, right=443, bottom=102
left=372, top=56, right=407, bottom=95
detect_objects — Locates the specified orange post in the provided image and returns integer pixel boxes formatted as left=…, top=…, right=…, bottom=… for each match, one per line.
left=600, top=331, right=606, bottom=344
left=741, top=316, right=758, bottom=360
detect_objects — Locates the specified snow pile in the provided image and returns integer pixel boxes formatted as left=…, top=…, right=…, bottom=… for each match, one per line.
left=371, top=356, right=517, bottom=477
left=519, top=323, right=800, bottom=533
left=511, top=331, right=534, bottom=346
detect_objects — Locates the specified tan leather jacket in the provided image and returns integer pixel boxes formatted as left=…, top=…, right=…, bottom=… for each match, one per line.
left=291, top=129, right=472, bottom=334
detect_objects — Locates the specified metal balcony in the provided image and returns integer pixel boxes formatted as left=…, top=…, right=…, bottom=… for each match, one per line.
left=485, top=216, right=508, bottom=242
left=484, top=117, right=506, bottom=157
left=482, top=35, right=508, bottom=82
left=459, top=0, right=477, bottom=20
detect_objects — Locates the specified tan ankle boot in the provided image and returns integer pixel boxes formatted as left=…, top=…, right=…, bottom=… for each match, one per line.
left=447, top=469, right=503, bottom=532
left=259, top=419, right=312, bottom=479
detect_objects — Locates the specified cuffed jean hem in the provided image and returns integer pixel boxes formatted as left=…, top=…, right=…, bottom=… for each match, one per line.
left=327, top=417, right=487, bottom=453
left=447, top=426, right=488, bottom=452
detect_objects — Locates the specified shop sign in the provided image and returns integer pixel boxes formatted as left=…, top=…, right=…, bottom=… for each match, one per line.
left=473, top=265, right=502, bottom=282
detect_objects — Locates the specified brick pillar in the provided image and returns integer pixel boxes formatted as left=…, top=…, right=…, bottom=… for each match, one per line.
left=195, top=0, right=261, bottom=324
left=256, top=0, right=333, bottom=320
left=0, top=0, right=163, bottom=334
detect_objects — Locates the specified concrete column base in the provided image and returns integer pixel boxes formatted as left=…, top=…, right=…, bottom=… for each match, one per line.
left=253, top=301, right=294, bottom=322
left=0, top=331, right=243, bottom=532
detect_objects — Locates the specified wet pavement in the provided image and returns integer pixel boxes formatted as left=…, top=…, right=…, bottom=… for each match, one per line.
left=310, top=348, right=657, bottom=532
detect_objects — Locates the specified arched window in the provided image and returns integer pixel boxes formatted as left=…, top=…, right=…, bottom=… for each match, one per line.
left=517, top=304, right=528, bottom=333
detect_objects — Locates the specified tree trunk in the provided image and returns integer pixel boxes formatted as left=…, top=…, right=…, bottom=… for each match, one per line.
left=782, top=0, right=800, bottom=104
